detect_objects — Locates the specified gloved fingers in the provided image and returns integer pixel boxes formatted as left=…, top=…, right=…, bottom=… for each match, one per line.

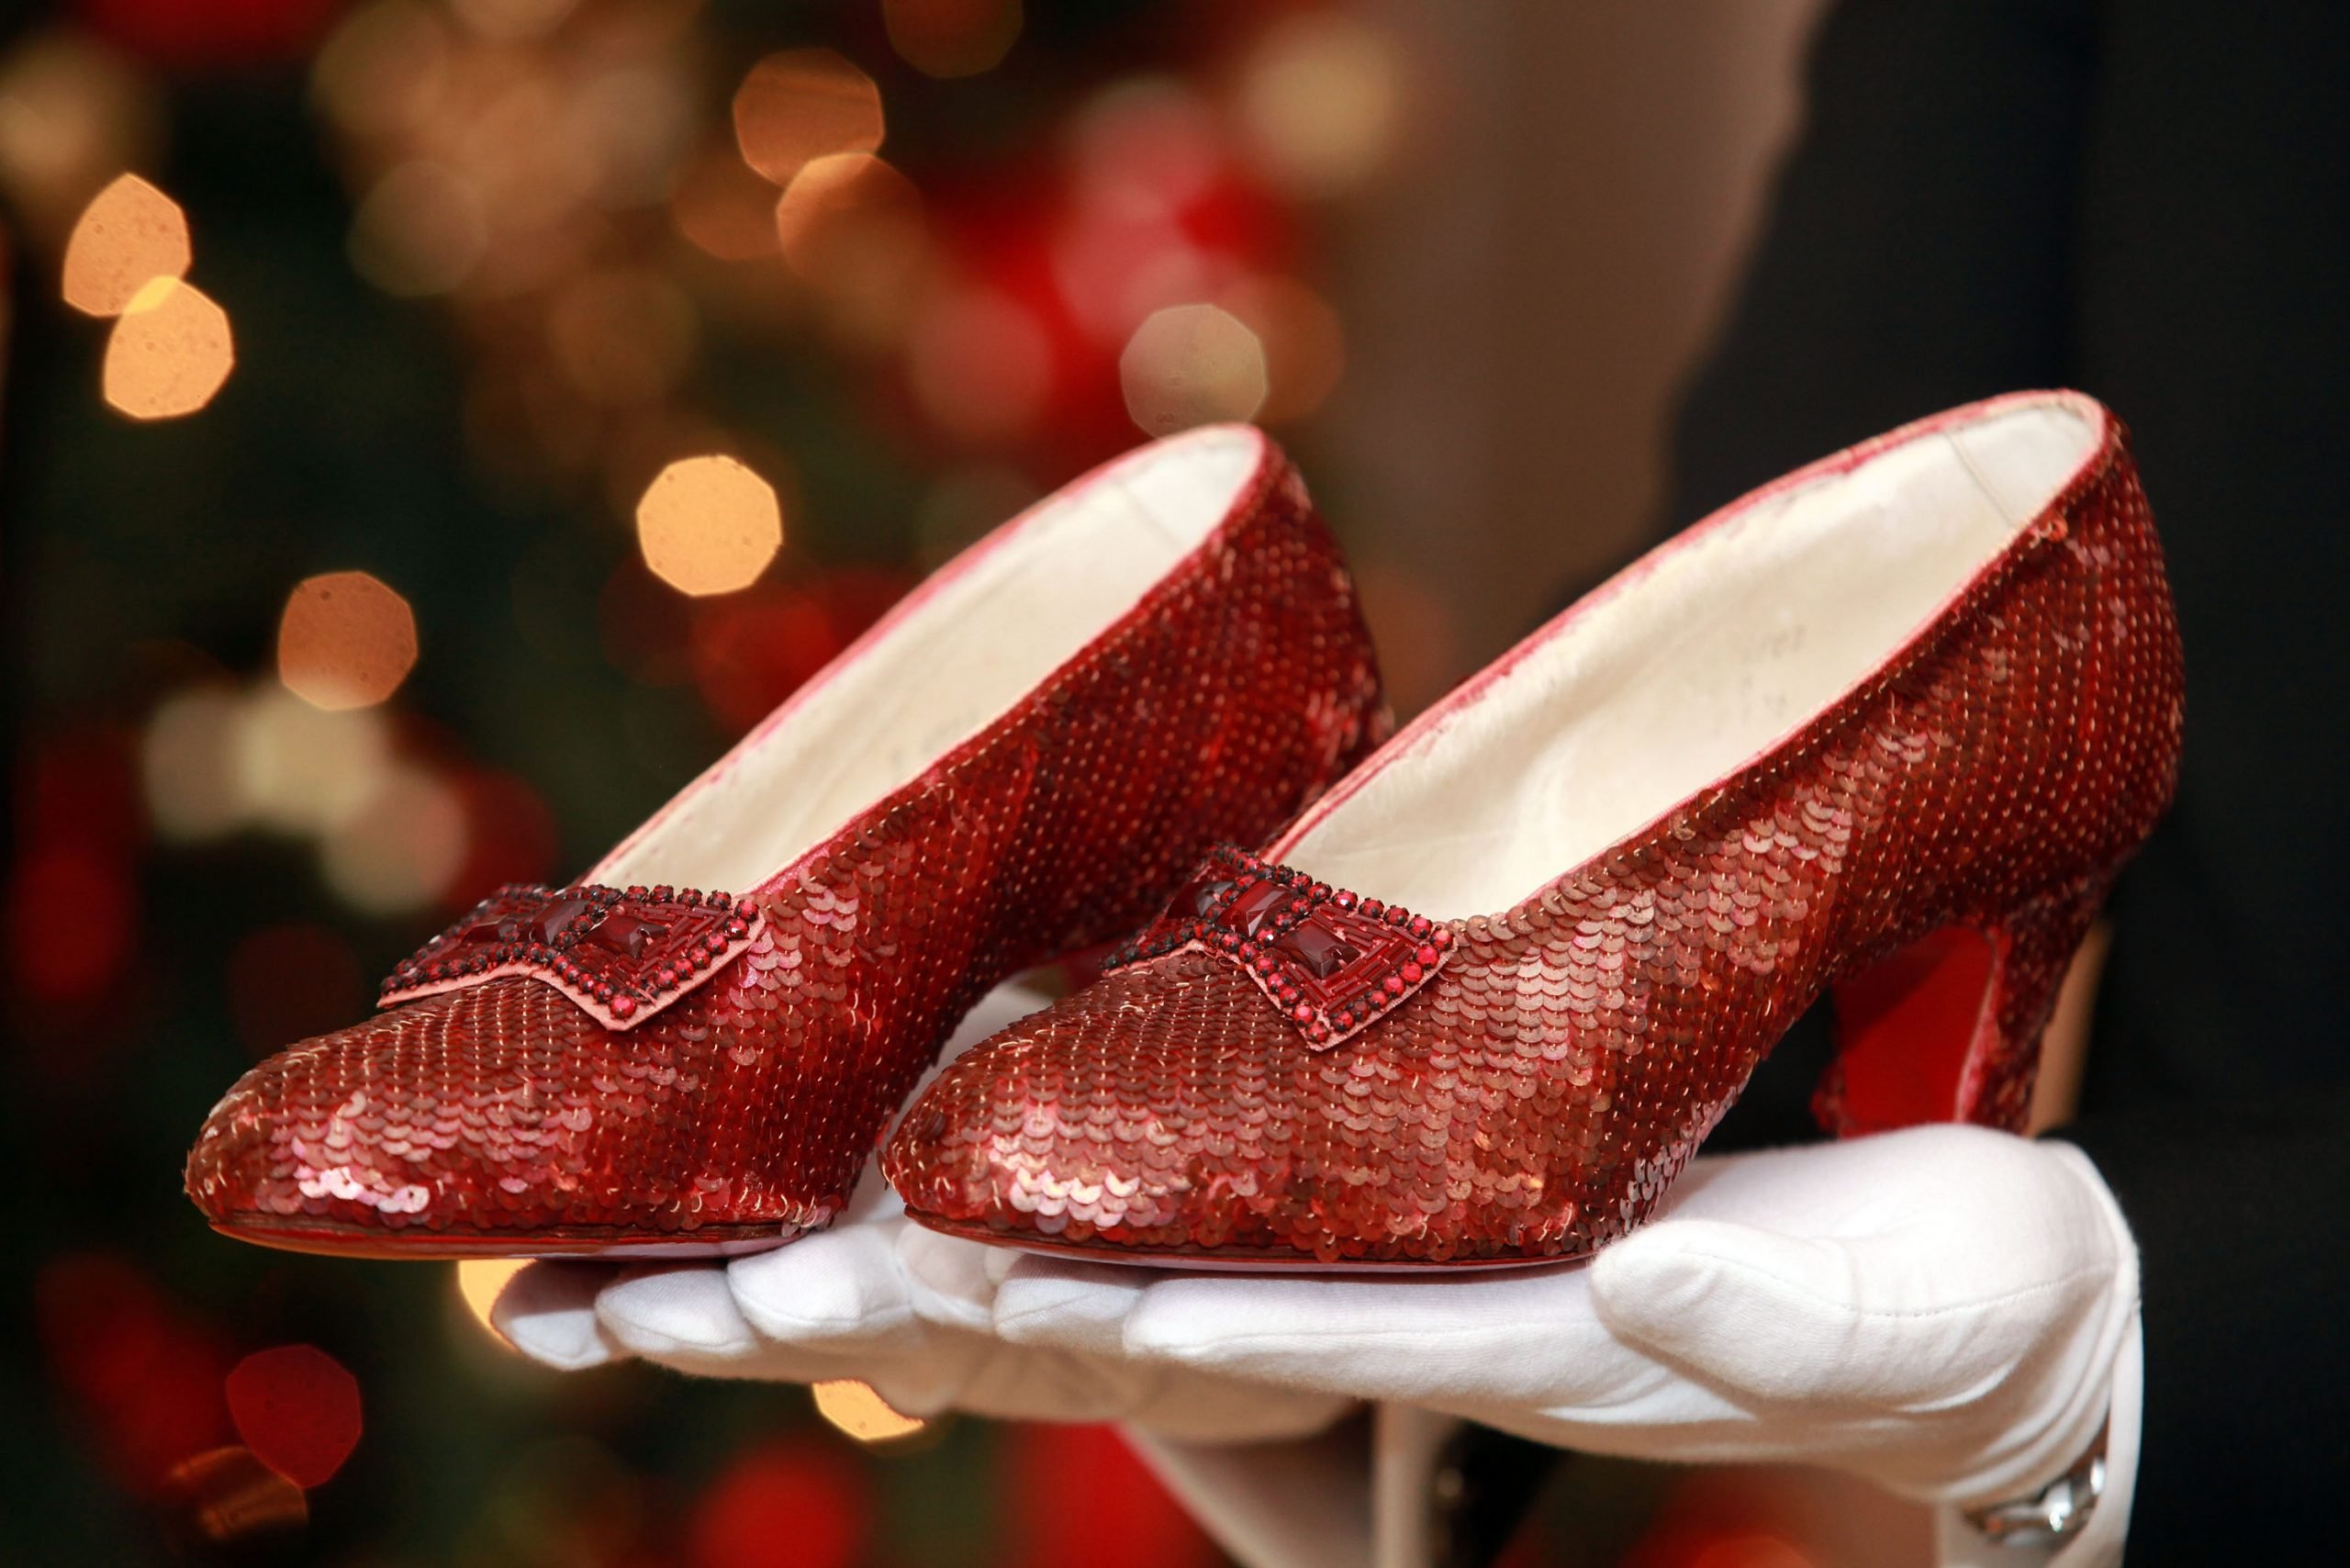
left=590, top=1261, right=797, bottom=1373
left=925, top=1317, right=1353, bottom=1442
left=1591, top=1130, right=2127, bottom=1413
left=1112, top=1369, right=1356, bottom=1446
left=991, top=1258, right=1651, bottom=1416
left=725, top=1215, right=923, bottom=1353
left=985, top=1252, right=1157, bottom=1358
left=493, top=1260, right=627, bottom=1370
left=896, top=1223, right=1027, bottom=1336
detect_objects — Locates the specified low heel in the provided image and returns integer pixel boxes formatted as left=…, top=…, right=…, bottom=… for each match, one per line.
left=1818, top=880, right=2105, bottom=1136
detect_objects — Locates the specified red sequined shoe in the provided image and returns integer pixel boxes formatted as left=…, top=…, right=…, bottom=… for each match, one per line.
left=186, top=427, right=1384, bottom=1259
left=885, top=391, right=2184, bottom=1269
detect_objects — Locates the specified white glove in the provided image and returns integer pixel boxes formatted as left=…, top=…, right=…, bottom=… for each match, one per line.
left=989, top=1126, right=2139, bottom=1516
left=491, top=985, right=1349, bottom=1447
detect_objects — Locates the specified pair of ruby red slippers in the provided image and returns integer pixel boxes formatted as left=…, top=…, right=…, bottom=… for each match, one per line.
left=185, top=390, right=2182, bottom=1271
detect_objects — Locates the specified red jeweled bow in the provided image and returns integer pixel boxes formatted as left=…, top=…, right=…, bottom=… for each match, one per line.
left=378, top=882, right=765, bottom=1032
left=1109, top=846, right=1453, bottom=1049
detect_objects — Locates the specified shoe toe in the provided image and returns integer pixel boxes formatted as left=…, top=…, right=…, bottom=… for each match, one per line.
left=185, top=978, right=627, bottom=1251
left=885, top=954, right=1312, bottom=1258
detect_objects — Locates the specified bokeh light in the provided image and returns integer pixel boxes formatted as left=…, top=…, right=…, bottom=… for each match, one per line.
left=450, top=0, right=578, bottom=43
left=1119, top=301, right=1267, bottom=435
left=0, top=31, right=160, bottom=243
left=141, top=686, right=247, bottom=842
left=884, top=0, right=1023, bottom=80
left=1069, top=78, right=1223, bottom=221
left=277, top=570, right=420, bottom=711
left=160, top=1447, right=308, bottom=1546
left=635, top=454, right=783, bottom=597
left=906, top=286, right=1055, bottom=444
left=811, top=1380, right=928, bottom=1444
left=224, top=1345, right=363, bottom=1490
left=231, top=687, right=393, bottom=835
left=1220, top=274, right=1346, bottom=422
left=773, top=151, right=928, bottom=327
left=347, top=160, right=487, bottom=297
left=319, top=764, right=468, bottom=914
left=671, top=141, right=785, bottom=260
left=8, top=839, right=135, bottom=1008
left=1679, top=1531, right=1822, bottom=1568
left=1236, top=12, right=1405, bottom=199
left=62, top=172, right=190, bottom=317
left=36, top=1252, right=231, bottom=1492
left=103, top=276, right=234, bottom=420
left=732, top=48, right=883, bottom=186
left=1056, top=80, right=1232, bottom=343
left=311, top=1, right=452, bottom=138
left=454, top=1259, right=529, bottom=1344
left=691, top=1441, right=869, bottom=1568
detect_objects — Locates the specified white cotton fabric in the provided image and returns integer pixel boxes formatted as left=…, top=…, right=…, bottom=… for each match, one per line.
left=493, top=985, right=2142, bottom=1568
left=992, top=1126, right=2135, bottom=1510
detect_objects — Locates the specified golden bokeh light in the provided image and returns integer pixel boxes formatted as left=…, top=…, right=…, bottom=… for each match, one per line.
left=774, top=152, right=930, bottom=337
left=312, top=2, right=451, bottom=139
left=321, top=764, right=468, bottom=914
left=775, top=152, right=923, bottom=270
left=62, top=173, right=190, bottom=317
left=450, top=0, right=579, bottom=42
left=732, top=49, right=884, bottom=186
left=142, top=687, right=248, bottom=843
left=1119, top=302, right=1268, bottom=436
left=0, top=32, right=160, bottom=244
left=278, top=570, right=420, bottom=711
left=454, top=1259, right=529, bottom=1344
left=670, top=143, right=785, bottom=261
left=1237, top=13, right=1406, bottom=199
left=348, top=161, right=487, bottom=297
left=811, top=1380, right=928, bottom=1444
left=1220, top=276, right=1346, bottom=423
left=884, top=0, right=1024, bottom=80
left=232, top=688, right=394, bottom=836
left=103, top=276, right=234, bottom=420
left=635, top=454, right=783, bottom=597
left=907, top=286, right=1054, bottom=444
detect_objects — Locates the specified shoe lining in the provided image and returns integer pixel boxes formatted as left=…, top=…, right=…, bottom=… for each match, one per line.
left=594, top=427, right=1263, bottom=892
left=1281, top=397, right=2103, bottom=919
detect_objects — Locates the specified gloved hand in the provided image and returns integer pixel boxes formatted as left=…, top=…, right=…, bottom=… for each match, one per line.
left=990, top=1124, right=2138, bottom=1513
left=490, top=984, right=1350, bottom=1447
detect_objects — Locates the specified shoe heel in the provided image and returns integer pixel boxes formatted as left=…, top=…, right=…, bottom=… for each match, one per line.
left=1817, top=879, right=2104, bottom=1136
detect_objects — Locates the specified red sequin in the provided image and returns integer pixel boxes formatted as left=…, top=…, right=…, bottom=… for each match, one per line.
left=886, top=400, right=2186, bottom=1268
left=185, top=447, right=1384, bottom=1257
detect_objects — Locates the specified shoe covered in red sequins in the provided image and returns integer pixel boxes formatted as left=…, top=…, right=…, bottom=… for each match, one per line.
left=186, top=426, right=1385, bottom=1259
left=885, top=391, right=2184, bottom=1269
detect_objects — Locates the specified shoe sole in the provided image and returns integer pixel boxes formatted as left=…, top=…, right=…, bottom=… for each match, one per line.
left=208, top=1215, right=804, bottom=1260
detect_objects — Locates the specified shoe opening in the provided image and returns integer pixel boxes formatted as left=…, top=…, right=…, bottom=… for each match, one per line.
left=595, top=426, right=1267, bottom=893
left=1279, top=394, right=2106, bottom=918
